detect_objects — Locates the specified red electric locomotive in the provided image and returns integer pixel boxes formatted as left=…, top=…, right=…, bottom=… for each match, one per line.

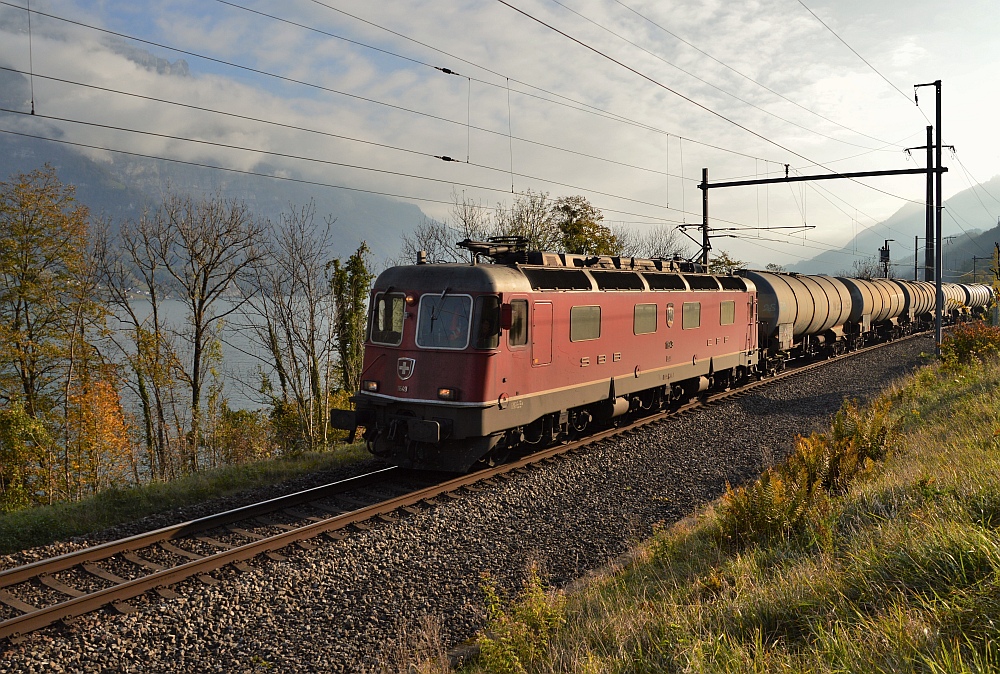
left=334, top=239, right=759, bottom=472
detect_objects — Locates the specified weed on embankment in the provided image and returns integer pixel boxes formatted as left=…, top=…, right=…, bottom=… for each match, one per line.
left=463, top=323, right=1000, bottom=673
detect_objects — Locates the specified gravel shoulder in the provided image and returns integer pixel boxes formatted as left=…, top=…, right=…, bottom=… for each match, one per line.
left=0, top=336, right=934, bottom=673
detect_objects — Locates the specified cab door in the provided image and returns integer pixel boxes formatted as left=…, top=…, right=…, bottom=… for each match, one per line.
left=532, top=301, right=553, bottom=367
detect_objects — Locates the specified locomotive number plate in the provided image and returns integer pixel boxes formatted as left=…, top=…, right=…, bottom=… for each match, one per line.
left=397, top=385, right=408, bottom=392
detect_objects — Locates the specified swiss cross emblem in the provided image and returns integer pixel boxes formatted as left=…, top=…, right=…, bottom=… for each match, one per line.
left=397, top=358, right=415, bottom=380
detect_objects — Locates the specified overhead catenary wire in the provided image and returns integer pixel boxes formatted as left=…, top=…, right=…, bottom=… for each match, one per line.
left=709, top=129, right=923, bottom=184
left=1, top=0, right=817, bottom=192
left=25, top=0, right=34, bottom=114
left=218, top=0, right=787, bottom=165
left=2, top=1, right=942, bottom=262
left=547, top=0, right=896, bottom=151
left=11, top=104, right=843, bottom=234
left=494, top=0, right=926, bottom=207
left=506, top=78, right=514, bottom=193
left=0, top=106, right=693, bottom=214
left=0, top=107, right=881, bottom=255
left=943, top=209, right=993, bottom=256
left=794, top=0, right=930, bottom=126
left=951, top=150, right=1000, bottom=216
left=0, top=120, right=892, bottom=265
left=0, top=125, right=705, bottom=225
left=0, top=65, right=698, bottom=183
left=608, top=0, right=909, bottom=149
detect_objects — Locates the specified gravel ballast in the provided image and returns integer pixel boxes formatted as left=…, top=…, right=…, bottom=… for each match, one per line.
left=0, top=336, right=934, bottom=672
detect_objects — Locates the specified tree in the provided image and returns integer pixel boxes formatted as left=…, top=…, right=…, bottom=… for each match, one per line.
left=0, top=166, right=92, bottom=420
left=156, top=194, right=264, bottom=470
left=765, top=262, right=786, bottom=273
left=841, top=256, right=880, bottom=279
left=396, top=191, right=493, bottom=265
left=332, top=243, right=375, bottom=401
left=99, top=210, right=185, bottom=480
left=0, top=166, right=112, bottom=504
left=707, top=250, right=746, bottom=275
left=65, top=373, right=131, bottom=498
left=240, top=204, right=339, bottom=451
left=615, top=225, right=690, bottom=260
left=0, top=403, right=48, bottom=511
left=398, top=192, right=634, bottom=263
left=549, top=196, right=620, bottom=255
left=493, top=190, right=562, bottom=252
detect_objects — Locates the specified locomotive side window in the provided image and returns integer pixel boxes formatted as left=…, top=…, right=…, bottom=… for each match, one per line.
left=370, top=293, right=404, bottom=345
left=570, top=305, right=601, bottom=342
left=666, top=303, right=675, bottom=328
left=720, top=300, right=736, bottom=326
left=416, top=294, right=473, bottom=349
left=508, top=300, right=528, bottom=347
left=682, top=302, right=701, bottom=329
left=633, top=303, right=657, bottom=335
left=473, top=296, right=501, bottom=349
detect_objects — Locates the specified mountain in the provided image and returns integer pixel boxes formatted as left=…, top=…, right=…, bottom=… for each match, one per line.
left=0, top=69, right=424, bottom=265
left=789, top=175, right=1000, bottom=279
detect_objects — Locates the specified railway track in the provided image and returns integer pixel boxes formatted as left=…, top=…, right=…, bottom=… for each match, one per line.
left=0, top=331, right=929, bottom=644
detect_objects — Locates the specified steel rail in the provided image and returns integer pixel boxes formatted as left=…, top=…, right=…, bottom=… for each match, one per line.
left=0, top=467, right=400, bottom=590
left=0, top=330, right=930, bottom=641
left=0, top=467, right=492, bottom=640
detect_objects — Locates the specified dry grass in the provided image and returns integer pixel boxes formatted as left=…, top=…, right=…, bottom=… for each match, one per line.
left=371, top=615, right=454, bottom=674
left=460, top=325, right=1000, bottom=673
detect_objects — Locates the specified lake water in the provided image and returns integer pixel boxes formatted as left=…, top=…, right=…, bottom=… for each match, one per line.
left=112, top=298, right=321, bottom=412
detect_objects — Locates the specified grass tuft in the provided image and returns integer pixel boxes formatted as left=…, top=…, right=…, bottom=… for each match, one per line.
left=476, top=564, right=567, bottom=674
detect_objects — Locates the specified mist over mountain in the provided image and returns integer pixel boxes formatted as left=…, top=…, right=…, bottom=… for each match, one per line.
left=789, top=175, right=1000, bottom=279
left=0, top=67, right=424, bottom=265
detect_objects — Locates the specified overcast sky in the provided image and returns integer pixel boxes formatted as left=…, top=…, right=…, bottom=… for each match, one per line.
left=1, top=0, right=998, bottom=266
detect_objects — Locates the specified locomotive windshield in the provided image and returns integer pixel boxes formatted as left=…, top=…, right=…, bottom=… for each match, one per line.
left=370, top=293, right=405, bottom=345
left=416, top=294, right=473, bottom=349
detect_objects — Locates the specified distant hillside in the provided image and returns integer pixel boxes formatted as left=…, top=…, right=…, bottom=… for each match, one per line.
left=0, top=69, right=425, bottom=265
left=932, top=222, right=1000, bottom=283
left=790, top=175, right=1000, bottom=278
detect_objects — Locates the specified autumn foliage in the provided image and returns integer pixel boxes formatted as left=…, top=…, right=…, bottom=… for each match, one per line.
left=0, top=166, right=374, bottom=512
left=66, top=377, right=132, bottom=497
left=940, top=321, right=1000, bottom=367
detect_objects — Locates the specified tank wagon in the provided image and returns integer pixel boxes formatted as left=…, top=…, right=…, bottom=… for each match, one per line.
left=333, top=239, right=996, bottom=472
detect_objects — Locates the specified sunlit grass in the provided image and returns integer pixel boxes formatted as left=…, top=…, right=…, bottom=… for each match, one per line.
left=0, top=442, right=370, bottom=554
left=464, top=326, right=1000, bottom=673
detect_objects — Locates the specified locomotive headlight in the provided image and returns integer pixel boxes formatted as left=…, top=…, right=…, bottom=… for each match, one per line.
left=437, top=387, right=459, bottom=401
left=362, top=380, right=380, bottom=393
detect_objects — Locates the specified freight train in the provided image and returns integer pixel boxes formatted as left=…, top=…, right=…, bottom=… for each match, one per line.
left=331, top=238, right=995, bottom=472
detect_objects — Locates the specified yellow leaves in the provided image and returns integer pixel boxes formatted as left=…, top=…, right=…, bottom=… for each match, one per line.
left=718, top=399, right=900, bottom=547
left=66, top=376, right=132, bottom=494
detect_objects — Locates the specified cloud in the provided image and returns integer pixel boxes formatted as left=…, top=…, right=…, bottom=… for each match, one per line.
left=0, top=0, right=997, bottom=268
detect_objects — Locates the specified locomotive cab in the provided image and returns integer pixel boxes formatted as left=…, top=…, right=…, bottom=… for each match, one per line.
left=342, top=262, right=529, bottom=471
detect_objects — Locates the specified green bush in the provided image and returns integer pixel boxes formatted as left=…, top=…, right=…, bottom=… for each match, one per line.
left=717, top=468, right=815, bottom=545
left=941, top=322, right=1000, bottom=367
left=718, top=399, right=897, bottom=546
left=477, top=565, right=567, bottom=673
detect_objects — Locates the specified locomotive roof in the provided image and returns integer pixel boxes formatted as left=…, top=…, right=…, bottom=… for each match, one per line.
left=374, top=262, right=533, bottom=294
left=374, top=260, right=750, bottom=294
